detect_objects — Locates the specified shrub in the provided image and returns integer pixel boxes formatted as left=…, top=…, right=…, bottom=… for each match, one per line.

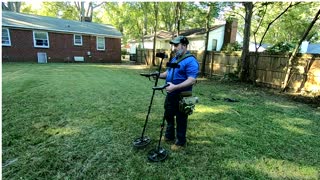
left=266, top=42, right=296, bottom=53
left=222, top=41, right=242, bottom=52
left=121, top=49, right=128, bottom=56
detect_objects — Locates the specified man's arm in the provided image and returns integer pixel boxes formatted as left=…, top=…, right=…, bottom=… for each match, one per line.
left=165, top=77, right=196, bottom=93
left=159, top=71, right=167, bottom=79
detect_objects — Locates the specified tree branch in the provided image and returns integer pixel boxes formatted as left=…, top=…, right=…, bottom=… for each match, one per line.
left=92, top=2, right=105, bottom=9
left=259, top=2, right=300, bottom=47
left=281, top=8, right=320, bottom=91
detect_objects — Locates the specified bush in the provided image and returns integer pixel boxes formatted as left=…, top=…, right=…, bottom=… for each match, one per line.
left=121, top=49, right=128, bottom=56
left=222, top=41, right=242, bottom=52
left=266, top=42, right=296, bottom=53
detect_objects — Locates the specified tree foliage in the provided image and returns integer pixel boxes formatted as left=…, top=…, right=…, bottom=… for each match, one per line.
left=38, top=2, right=78, bottom=20
left=226, top=2, right=320, bottom=44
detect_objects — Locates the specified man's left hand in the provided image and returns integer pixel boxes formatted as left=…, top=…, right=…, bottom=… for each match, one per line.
left=165, top=82, right=177, bottom=93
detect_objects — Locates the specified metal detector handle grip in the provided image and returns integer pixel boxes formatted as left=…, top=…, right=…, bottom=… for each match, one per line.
left=140, top=71, right=159, bottom=77
left=152, top=83, right=170, bottom=90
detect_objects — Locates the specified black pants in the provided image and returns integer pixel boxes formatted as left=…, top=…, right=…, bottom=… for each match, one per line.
left=164, top=94, right=188, bottom=146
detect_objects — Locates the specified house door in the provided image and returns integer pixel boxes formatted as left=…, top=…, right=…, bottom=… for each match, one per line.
left=212, top=39, right=217, bottom=51
left=37, top=52, right=47, bottom=63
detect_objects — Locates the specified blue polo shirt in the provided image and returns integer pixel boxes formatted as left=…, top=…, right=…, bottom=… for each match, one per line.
left=166, top=52, right=199, bottom=94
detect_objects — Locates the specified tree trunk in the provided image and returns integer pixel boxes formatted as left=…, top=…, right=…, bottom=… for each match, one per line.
left=175, top=2, right=182, bottom=35
left=201, top=5, right=211, bottom=77
left=152, top=2, right=159, bottom=66
left=14, top=2, right=20, bottom=12
left=142, top=3, right=149, bottom=65
left=140, top=24, right=148, bottom=65
left=281, top=8, right=320, bottom=92
left=2, top=2, right=21, bottom=12
left=239, top=2, right=253, bottom=82
left=80, top=2, right=85, bottom=21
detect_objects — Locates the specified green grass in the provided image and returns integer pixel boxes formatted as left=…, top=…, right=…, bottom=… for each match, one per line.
left=2, top=63, right=320, bottom=179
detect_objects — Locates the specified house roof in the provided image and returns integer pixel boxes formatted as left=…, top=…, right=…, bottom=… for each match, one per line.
left=142, top=30, right=174, bottom=41
left=2, top=11, right=122, bottom=38
left=307, top=43, right=320, bottom=54
left=137, top=24, right=225, bottom=42
left=179, top=25, right=224, bottom=37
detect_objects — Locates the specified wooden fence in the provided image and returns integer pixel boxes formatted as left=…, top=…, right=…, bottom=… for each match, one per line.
left=135, top=49, right=320, bottom=94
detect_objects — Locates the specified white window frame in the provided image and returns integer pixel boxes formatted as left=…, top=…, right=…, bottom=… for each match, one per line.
left=96, top=36, right=105, bottom=50
left=33, top=31, right=49, bottom=48
left=74, top=34, right=83, bottom=46
left=2, top=28, right=11, bottom=46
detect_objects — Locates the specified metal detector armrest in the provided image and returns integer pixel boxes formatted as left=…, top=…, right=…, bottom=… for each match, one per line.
left=152, top=83, right=169, bottom=90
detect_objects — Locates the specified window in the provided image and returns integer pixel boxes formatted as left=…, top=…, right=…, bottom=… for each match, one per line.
left=96, top=36, right=105, bottom=50
left=74, top=34, right=82, bottom=46
left=33, top=31, right=49, bottom=48
left=2, top=28, right=11, bottom=46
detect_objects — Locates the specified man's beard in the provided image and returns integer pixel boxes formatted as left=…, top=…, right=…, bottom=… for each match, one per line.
left=176, top=49, right=184, bottom=57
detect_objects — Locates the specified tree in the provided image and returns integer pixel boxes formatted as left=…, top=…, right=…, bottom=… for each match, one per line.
left=239, top=2, right=253, bottom=82
left=74, top=2, right=105, bottom=22
left=37, top=2, right=78, bottom=20
left=227, top=2, right=320, bottom=46
left=199, top=2, right=220, bottom=76
left=175, top=2, right=183, bottom=35
left=152, top=2, right=159, bottom=66
left=159, top=3, right=176, bottom=32
left=251, top=2, right=299, bottom=84
left=281, top=8, right=320, bottom=92
left=2, top=2, right=21, bottom=12
left=261, top=2, right=320, bottom=44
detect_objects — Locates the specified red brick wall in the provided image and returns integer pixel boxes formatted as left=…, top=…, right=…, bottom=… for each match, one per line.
left=223, top=19, right=238, bottom=47
left=2, top=28, right=121, bottom=63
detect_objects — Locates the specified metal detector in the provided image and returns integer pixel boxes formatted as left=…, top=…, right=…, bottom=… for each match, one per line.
left=133, top=52, right=168, bottom=148
left=147, top=84, right=170, bottom=162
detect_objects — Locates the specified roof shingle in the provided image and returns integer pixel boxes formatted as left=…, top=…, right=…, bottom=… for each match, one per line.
left=2, top=11, right=122, bottom=38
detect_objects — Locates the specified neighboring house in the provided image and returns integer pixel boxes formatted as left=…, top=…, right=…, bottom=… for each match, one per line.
left=128, top=19, right=274, bottom=53
left=127, top=30, right=173, bottom=54
left=2, top=11, right=122, bottom=63
left=306, top=43, right=320, bottom=54
left=128, top=19, right=240, bottom=53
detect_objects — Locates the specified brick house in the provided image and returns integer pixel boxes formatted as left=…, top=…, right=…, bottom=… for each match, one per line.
left=2, top=11, right=122, bottom=63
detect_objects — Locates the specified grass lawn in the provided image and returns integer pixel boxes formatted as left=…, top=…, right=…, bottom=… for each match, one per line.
left=2, top=63, right=320, bottom=179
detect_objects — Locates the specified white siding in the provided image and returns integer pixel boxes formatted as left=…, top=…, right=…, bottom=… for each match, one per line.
left=188, top=38, right=205, bottom=51
left=208, top=26, right=225, bottom=51
left=184, top=26, right=226, bottom=51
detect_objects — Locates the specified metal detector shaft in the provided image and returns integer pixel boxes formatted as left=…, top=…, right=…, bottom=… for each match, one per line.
left=157, top=115, right=167, bottom=151
left=139, top=57, right=166, bottom=138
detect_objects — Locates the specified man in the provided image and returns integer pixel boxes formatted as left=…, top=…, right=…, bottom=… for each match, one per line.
left=159, top=36, right=199, bottom=151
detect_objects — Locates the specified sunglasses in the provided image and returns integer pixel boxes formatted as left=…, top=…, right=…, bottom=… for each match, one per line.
left=173, top=44, right=180, bottom=47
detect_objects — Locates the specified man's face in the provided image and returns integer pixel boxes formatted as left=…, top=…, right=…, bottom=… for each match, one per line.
left=173, top=43, right=186, bottom=57
left=173, top=43, right=184, bottom=53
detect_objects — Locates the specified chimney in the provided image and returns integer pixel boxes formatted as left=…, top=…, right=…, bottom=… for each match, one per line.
left=223, top=19, right=238, bottom=46
left=81, top=16, right=92, bottom=22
